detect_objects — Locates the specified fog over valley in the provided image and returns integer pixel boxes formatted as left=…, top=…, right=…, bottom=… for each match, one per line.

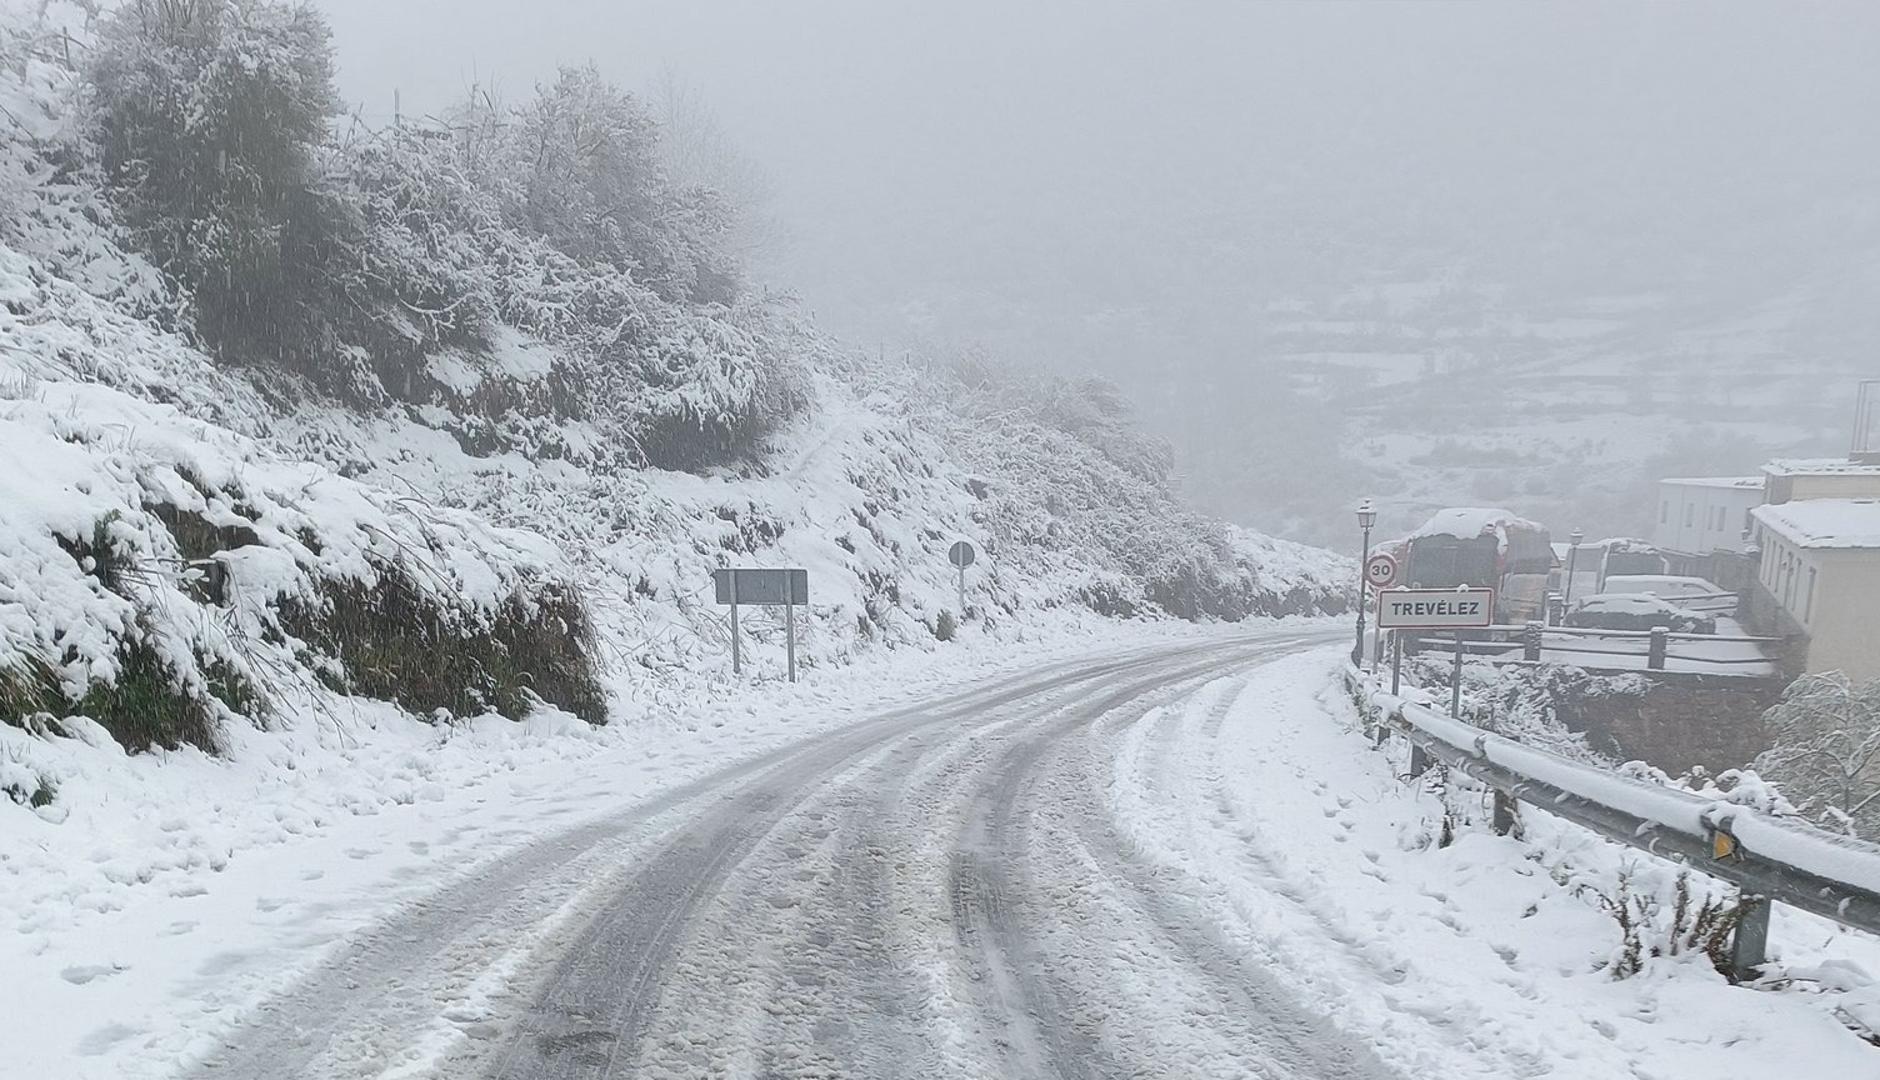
left=320, top=0, right=1880, bottom=544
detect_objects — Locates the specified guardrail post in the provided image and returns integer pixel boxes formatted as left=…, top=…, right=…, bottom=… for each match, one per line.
left=1648, top=626, right=1669, bottom=670
left=1523, top=620, right=1543, bottom=662
left=1492, top=790, right=1517, bottom=836
left=1729, top=895, right=1770, bottom=981
left=1408, top=740, right=1431, bottom=779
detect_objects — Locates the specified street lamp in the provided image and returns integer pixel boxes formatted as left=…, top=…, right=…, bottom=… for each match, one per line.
left=1352, top=499, right=1378, bottom=667
left=1562, top=527, right=1586, bottom=611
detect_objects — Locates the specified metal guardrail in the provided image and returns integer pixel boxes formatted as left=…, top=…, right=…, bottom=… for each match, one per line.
left=1345, top=664, right=1880, bottom=979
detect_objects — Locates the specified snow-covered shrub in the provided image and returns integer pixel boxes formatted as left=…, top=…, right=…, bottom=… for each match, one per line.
left=1754, top=672, right=1880, bottom=837
left=907, top=353, right=1349, bottom=622
left=1572, top=866, right=1748, bottom=981
left=281, top=571, right=604, bottom=724
left=85, top=0, right=342, bottom=367
left=1400, top=656, right=1627, bottom=764
left=0, top=380, right=606, bottom=752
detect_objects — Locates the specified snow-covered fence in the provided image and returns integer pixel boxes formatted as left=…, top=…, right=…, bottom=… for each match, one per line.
left=1345, top=664, right=1880, bottom=978
left=1401, top=623, right=1783, bottom=675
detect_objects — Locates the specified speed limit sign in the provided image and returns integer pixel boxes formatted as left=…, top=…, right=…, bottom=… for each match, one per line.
left=1365, top=552, right=1399, bottom=590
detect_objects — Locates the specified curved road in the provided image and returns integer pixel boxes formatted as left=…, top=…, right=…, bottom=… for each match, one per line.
left=189, top=630, right=1398, bottom=1080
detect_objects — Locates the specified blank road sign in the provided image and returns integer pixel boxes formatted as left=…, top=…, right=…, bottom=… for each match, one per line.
left=713, top=568, right=809, bottom=605
left=1376, top=587, right=1496, bottom=629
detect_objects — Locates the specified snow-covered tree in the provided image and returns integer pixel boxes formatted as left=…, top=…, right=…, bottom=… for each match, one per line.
left=653, top=72, right=783, bottom=263
left=1754, top=673, right=1880, bottom=836
left=86, top=0, right=341, bottom=360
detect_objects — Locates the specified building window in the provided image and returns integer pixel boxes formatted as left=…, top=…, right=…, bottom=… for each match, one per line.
left=1805, top=567, right=1817, bottom=623
left=1685, top=504, right=1695, bottom=528
left=1661, top=501, right=1670, bottom=525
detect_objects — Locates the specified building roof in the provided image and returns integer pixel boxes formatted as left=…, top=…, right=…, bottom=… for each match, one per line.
left=1762, top=458, right=1880, bottom=478
left=1753, top=499, right=1880, bottom=550
left=1660, top=476, right=1764, bottom=490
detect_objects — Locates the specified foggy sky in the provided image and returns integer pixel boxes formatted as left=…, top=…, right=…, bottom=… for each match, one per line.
left=315, top=0, right=1880, bottom=533
left=317, top=1, right=1880, bottom=300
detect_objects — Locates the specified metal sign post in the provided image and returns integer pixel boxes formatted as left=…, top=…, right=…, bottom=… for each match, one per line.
left=713, top=569, right=809, bottom=682
left=1451, top=631, right=1465, bottom=719
left=949, top=540, right=976, bottom=615
left=729, top=571, right=741, bottom=675
left=1375, top=586, right=1495, bottom=720
left=1391, top=632, right=1404, bottom=696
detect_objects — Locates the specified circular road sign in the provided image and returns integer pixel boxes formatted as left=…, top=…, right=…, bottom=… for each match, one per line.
left=949, top=540, right=977, bottom=569
left=1365, top=551, right=1399, bottom=590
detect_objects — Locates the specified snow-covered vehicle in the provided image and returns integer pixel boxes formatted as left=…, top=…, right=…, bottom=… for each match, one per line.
left=1599, top=538, right=1671, bottom=578
left=1400, top=508, right=1553, bottom=623
left=1564, top=593, right=1717, bottom=634
left=1596, top=574, right=1719, bottom=599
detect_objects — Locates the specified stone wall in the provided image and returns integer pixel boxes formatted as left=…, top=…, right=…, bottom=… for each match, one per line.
left=1556, top=669, right=1785, bottom=775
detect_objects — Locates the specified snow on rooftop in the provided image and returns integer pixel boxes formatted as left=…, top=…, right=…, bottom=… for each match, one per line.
left=1763, top=458, right=1880, bottom=477
left=1660, top=476, right=1764, bottom=490
left=1753, top=499, right=1880, bottom=549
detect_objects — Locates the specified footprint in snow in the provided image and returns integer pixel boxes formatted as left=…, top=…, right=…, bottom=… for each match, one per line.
left=197, top=951, right=252, bottom=976
left=76, top=1023, right=141, bottom=1057
left=61, top=964, right=124, bottom=985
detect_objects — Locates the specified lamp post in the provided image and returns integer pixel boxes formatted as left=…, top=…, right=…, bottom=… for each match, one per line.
left=1562, top=527, right=1586, bottom=612
left=1352, top=499, right=1378, bottom=667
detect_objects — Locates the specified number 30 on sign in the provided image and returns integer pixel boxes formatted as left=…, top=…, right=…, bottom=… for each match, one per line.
left=1364, top=552, right=1398, bottom=590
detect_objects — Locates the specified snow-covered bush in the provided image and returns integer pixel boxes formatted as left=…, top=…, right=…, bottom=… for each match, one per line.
left=1754, top=672, right=1880, bottom=837
left=0, top=380, right=606, bottom=751
left=85, top=0, right=342, bottom=366
left=908, top=353, right=1349, bottom=621
left=1573, top=866, right=1747, bottom=980
left=1399, top=655, right=1630, bottom=764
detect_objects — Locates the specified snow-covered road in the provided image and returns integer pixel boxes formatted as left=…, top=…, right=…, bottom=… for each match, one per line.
left=80, top=628, right=1878, bottom=1079
left=177, top=632, right=1367, bottom=1078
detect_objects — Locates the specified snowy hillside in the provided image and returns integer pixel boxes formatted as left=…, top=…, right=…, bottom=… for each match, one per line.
left=0, top=0, right=1346, bottom=810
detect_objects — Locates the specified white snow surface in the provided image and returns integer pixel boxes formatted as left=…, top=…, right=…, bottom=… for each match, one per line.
left=0, top=617, right=1257, bottom=1079
left=1110, top=651, right=1880, bottom=1077
left=12, top=633, right=1880, bottom=1078
left=1753, top=499, right=1880, bottom=550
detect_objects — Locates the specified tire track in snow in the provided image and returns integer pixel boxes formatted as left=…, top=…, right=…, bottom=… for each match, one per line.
left=178, top=644, right=1207, bottom=1080
left=978, top=653, right=1404, bottom=1079
left=472, top=638, right=1291, bottom=1079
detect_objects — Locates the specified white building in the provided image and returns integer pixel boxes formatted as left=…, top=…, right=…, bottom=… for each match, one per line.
left=1654, top=477, right=1763, bottom=555
left=1749, top=499, right=1880, bottom=682
left=1762, top=458, right=1880, bottom=505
